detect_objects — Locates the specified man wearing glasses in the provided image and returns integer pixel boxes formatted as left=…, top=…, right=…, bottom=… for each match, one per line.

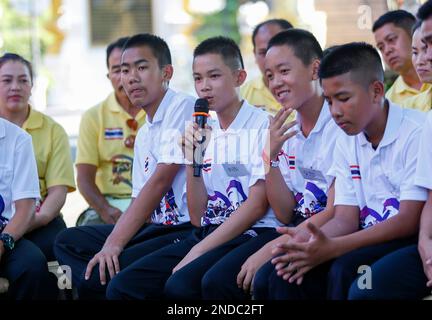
left=75, top=37, right=146, bottom=226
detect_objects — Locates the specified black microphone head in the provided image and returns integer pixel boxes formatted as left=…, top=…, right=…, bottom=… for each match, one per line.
left=194, top=98, right=209, bottom=113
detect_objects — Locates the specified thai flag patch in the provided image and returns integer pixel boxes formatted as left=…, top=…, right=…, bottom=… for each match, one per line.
left=350, top=165, right=361, bottom=180
left=289, top=156, right=296, bottom=170
left=203, top=158, right=212, bottom=173
left=104, top=128, right=123, bottom=140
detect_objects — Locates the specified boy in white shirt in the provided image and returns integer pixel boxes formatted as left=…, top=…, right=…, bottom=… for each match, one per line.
left=266, top=42, right=426, bottom=300
left=0, top=118, right=47, bottom=299
left=202, top=29, right=343, bottom=300
left=349, top=1, right=432, bottom=300
left=105, top=36, right=276, bottom=300
left=54, top=34, right=195, bottom=299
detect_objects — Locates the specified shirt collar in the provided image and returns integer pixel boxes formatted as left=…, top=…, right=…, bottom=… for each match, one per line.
left=0, top=118, right=5, bottom=139
left=358, top=100, right=402, bottom=148
left=22, top=105, right=43, bottom=130
left=294, top=100, right=331, bottom=138
left=213, top=100, right=255, bottom=138
left=393, top=75, right=429, bottom=95
left=107, top=92, right=146, bottom=121
left=147, top=88, right=175, bottom=126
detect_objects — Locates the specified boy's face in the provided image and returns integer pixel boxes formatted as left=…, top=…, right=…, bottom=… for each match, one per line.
left=421, top=17, right=432, bottom=69
left=254, top=24, right=285, bottom=75
left=192, top=53, right=244, bottom=113
left=120, top=45, right=170, bottom=109
left=412, top=29, right=432, bottom=83
left=264, top=45, right=318, bottom=110
left=374, top=23, right=413, bottom=74
left=322, top=73, right=380, bottom=136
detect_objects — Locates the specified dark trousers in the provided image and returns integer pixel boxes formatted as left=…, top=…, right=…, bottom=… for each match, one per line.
left=0, top=238, right=54, bottom=299
left=105, top=226, right=272, bottom=300
left=348, top=244, right=431, bottom=299
left=253, top=236, right=417, bottom=300
left=25, top=215, right=66, bottom=261
left=201, top=229, right=280, bottom=300
left=54, top=222, right=194, bottom=300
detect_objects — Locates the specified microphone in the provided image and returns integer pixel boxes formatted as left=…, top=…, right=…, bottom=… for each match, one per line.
left=193, top=98, right=209, bottom=177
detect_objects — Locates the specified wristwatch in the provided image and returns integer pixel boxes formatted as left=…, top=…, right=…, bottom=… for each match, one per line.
left=0, top=233, right=15, bottom=252
left=270, top=158, right=280, bottom=168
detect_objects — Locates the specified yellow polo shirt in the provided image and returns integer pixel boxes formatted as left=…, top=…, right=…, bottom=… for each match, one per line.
left=76, top=92, right=146, bottom=197
left=22, top=107, right=76, bottom=199
left=386, top=75, right=432, bottom=112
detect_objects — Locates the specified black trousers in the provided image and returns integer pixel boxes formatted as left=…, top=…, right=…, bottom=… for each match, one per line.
left=25, top=215, right=66, bottom=261
left=54, top=222, right=194, bottom=299
left=105, top=225, right=272, bottom=300
left=253, top=236, right=417, bottom=300
left=0, top=238, right=54, bottom=299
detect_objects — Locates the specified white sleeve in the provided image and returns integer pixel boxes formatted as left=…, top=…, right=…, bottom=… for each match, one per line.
left=158, top=96, right=194, bottom=165
left=327, top=136, right=359, bottom=207
left=131, top=128, right=145, bottom=198
left=12, top=134, right=40, bottom=201
left=415, top=112, right=432, bottom=190
left=400, top=127, right=428, bottom=201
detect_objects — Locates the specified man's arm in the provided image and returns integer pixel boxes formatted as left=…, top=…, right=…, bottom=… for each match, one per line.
left=77, top=164, right=121, bottom=224
left=105, top=163, right=181, bottom=248
left=27, top=185, right=68, bottom=232
left=186, top=165, right=209, bottom=227
left=0, top=199, right=36, bottom=259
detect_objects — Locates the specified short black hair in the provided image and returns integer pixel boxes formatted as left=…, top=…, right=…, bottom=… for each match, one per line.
left=122, top=33, right=172, bottom=68
left=417, top=0, right=432, bottom=21
left=106, top=36, right=129, bottom=68
left=193, top=36, right=244, bottom=70
left=372, top=10, right=416, bottom=36
left=412, top=20, right=422, bottom=36
left=0, top=53, right=34, bottom=83
left=252, top=18, right=293, bottom=49
left=267, top=29, right=323, bottom=66
left=319, top=42, right=384, bottom=88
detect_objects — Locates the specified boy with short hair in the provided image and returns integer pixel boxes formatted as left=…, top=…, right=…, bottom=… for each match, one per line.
left=54, top=33, right=195, bottom=299
left=260, top=42, right=426, bottom=300
left=348, top=1, right=432, bottom=300
left=202, top=28, right=343, bottom=300
left=105, top=36, right=277, bottom=300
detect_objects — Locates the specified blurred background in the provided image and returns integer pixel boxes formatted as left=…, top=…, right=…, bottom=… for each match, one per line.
left=0, top=0, right=426, bottom=226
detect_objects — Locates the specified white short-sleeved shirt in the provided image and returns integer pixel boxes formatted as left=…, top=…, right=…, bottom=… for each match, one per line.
left=328, top=101, right=427, bottom=229
left=132, top=89, right=195, bottom=225
left=415, top=111, right=432, bottom=190
left=0, top=118, right=40, bottom=228
left=279, top=101, right=343, bottom=219
left=201, top=101, right=278, bottom=228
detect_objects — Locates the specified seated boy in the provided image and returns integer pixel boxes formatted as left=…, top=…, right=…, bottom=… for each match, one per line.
left=54, top=34, right=195, bottom=299
left=258, top=42, right=427, bottom=300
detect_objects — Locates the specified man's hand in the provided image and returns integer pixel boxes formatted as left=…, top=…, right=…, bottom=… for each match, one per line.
left=99, top=205, right=122, bottom=224
left=271, top=223, right=336, bottom=284
left=267, top=108, right=297, bottom=160
left=85, top=243, right=123, bottom=285
left=172, top=245, right=203, bottom=274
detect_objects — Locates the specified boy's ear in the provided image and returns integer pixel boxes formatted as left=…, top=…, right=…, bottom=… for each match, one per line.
left=235, top=69, right=247, bottom=87
left=162, top=64, right=174, bottom=81
left=371, top=80, right=385, bottom=103
left=311, top=59, right=320, bottom=81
